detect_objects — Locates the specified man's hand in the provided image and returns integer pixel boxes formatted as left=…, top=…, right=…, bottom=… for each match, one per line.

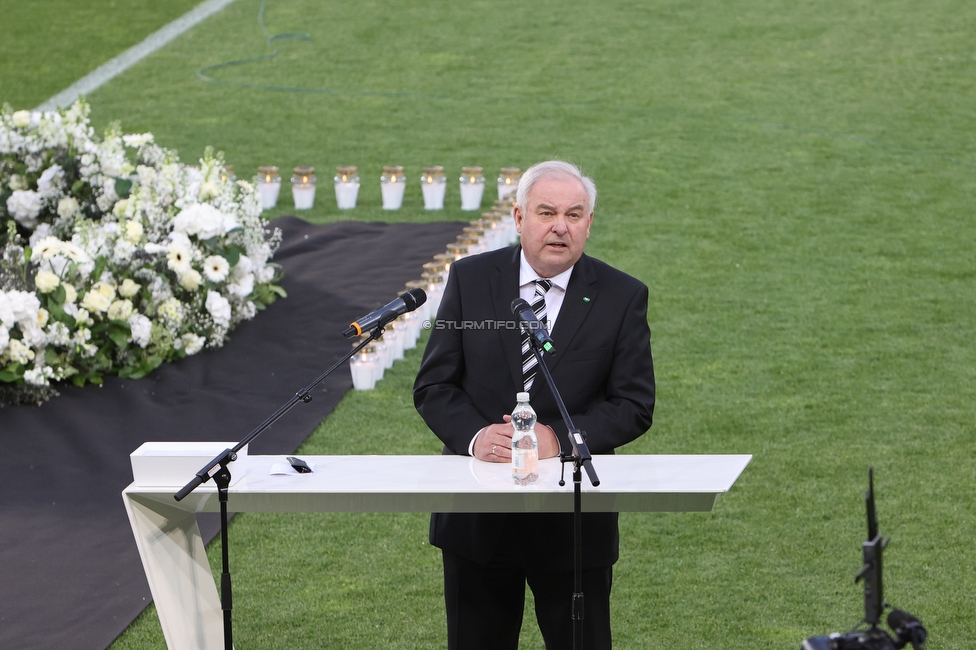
left=473, top=418, right=514, bottom=462
left=473, top=415, right=561, bottom=462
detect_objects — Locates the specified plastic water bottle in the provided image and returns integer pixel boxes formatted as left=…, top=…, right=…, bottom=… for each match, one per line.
left=511, top=392, right=539, bottom=485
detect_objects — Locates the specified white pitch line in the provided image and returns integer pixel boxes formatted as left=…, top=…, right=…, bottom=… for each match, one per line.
left=35, top=0, right=239, bottom=111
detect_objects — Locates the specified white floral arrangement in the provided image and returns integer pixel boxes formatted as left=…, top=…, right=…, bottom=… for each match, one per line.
left=0, top=99, right=285, bottom=406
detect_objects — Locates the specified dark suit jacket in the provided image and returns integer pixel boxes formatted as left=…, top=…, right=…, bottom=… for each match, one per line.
left=414, top=245, right=655, bottom=570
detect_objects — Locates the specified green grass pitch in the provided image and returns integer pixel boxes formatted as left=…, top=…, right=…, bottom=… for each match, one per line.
left=4, top=0, right=974, bottom=647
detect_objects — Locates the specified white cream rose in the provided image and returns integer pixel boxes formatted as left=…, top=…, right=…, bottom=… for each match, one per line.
left=34, top=270, right=61, bottom=293
left=107, top=299, right=134, bottom=321
left=118, top=278, right=140, bottom=298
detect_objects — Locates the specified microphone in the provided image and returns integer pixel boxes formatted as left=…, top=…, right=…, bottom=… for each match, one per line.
left=343, top=288, right=426, bottom=338
left=887, top=609, right=926, bottom=650
left=511, top=298, right=555, bottom=354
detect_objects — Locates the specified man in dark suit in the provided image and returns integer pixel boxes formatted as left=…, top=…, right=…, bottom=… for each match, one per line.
left=414, top=160, right=655, bottom=650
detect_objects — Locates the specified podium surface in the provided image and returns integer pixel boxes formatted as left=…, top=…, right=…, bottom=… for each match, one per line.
left=123, top=453, right=750, bottom=649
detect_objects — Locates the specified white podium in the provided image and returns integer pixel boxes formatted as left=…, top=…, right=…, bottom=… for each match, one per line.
left=123, top=453, right=750, bottom=650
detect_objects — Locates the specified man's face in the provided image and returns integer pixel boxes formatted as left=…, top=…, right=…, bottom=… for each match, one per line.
left=514, top=176, right=593, bottom=278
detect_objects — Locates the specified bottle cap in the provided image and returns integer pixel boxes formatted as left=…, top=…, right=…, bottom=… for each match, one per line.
left=516, top=392, right=529, bottom=402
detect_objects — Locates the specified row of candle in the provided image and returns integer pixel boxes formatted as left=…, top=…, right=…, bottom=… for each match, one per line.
left=255, top=165, right=523, bottom=212
left=350, top=198, right=521, bottom=390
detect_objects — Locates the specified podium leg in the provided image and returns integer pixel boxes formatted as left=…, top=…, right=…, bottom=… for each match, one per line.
left=123, top=492, right=225, bottom=649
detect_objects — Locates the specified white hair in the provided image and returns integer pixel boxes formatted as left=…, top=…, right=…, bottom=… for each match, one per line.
left=515, top=160, right=597, bottom=214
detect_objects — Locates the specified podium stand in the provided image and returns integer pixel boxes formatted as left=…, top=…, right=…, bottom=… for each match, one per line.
left=123, top=453, right=751, bottom=650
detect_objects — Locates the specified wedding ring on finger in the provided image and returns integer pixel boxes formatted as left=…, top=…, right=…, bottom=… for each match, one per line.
left=492, top=445, right=497, bottom=455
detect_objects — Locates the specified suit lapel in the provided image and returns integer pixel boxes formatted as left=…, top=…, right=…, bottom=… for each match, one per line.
left=490, top=246, right=524, bottom=392
left=546, top=253, right=598, bottom=374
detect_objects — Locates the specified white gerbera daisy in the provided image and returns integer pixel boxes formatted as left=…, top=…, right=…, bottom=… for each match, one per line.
left=203, top=255, right=230, bottom=283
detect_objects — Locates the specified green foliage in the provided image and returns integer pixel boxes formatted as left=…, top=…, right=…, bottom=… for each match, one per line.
left=7, top=0, right=975, bottom=648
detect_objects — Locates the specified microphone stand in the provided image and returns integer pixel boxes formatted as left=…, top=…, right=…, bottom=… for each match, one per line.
left=527, top=339, right=600, bottom=650
left=173, top=321, right=391, bottom=650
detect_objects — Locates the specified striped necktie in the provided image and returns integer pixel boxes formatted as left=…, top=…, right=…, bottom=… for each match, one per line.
left=521, top=279, right=552, bottom=392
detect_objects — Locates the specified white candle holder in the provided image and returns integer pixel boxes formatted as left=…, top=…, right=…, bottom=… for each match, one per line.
left=334, top=165, right=360, bottom=210
left=497, top=167, right=521, bottom=201
left=423, top=265, right=446, bottom=315
left=433, top=253, right=454, bottom=282
left=459, top=166, right=485, bottom=211
left=380, top=165, right=407, bottom=210
left=220, top=165, right=236, bottom=184
left=374, top=339, right=392, bottom=371
left=405, top=281, right=431, bottom=322
left=473, top=216, right=501, bottom=251
left=290, top=166, right=316, bottom=210
left=421, top=166, right=447, bottom=210
left=447, top=241, right=472, bottom=263
left=257, top=166, right=281, bottom=209
left=350, top=345, right=379, bottom=390
left=494, top=200, right=519, bottom=244
left=401, top=311, right=420, bottom=350
left=388, top=320, right=406, bottom=361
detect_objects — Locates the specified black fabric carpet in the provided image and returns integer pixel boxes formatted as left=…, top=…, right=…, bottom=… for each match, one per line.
left=0, top=217, right=463, bottom=650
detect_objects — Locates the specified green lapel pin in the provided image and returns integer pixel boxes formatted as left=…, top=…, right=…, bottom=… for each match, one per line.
left=583, top=297, right=591, bottom=303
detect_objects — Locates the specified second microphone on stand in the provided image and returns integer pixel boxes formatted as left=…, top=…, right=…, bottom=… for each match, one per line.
left=343, top=288, right=427, bottom=338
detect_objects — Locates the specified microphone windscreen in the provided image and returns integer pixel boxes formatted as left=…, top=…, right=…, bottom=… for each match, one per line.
left=403, top=288, right=427, bottom=310
left=511, top=298, right=530, bottom=314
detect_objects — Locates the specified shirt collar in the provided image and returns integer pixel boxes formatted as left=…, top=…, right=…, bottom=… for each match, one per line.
left=519, top=250, right=574, bottom=291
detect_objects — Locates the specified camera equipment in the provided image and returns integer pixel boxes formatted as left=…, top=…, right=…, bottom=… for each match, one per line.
left=800, top=469, right=926, bottom=650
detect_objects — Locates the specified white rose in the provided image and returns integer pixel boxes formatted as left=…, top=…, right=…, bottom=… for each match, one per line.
left=34, top=270, right=60, bottom=293
left=112, top=199, right=129, bottom=217
left=36, top=308, right=49, bottom=328
left=57, top=196, right=80, bottom=219
left=63, top=284, right=78, bottom=304
left=12, top=110, right=31, bottom=128
left=6, top=190, right=42, bottom=229
left=181, top=333, right=205, bottom=355
left=92, top=281, right=117, bottom=302
left=124, top=220, right=143, bottom=243
left=205, top=290, right=231, bottom=326
left=179, top=268, right=202, bottom=291
left=107, top=299, right=134, bottom=321
left=80, top=290, right=111, bottom=313
left=118, top=278, right=140, bottom=298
